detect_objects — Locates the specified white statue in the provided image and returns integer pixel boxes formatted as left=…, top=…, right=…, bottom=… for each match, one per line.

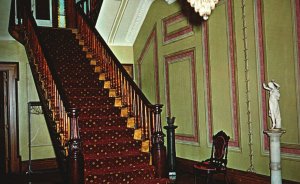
left=263, top=80, right=281, bottom=129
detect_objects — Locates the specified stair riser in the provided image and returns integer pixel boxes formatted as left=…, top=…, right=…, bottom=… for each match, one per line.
left=83, top=141, right=141, bottom=155
left=78, top=118, right=127, bottom=129
left=65, top=88, right=109, bottom=97
left=84, top=166, right=155, bottom=184
left=80, top=107, right=121, bottom=117
left=70, top=98, right=115, bottom=107
left=81, top=129, right=134, bottom=142
left=84, top=154, right=149, bottom=170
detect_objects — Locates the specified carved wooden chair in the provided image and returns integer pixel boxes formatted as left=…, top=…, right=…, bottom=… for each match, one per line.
left=193, top=131, right=230, bottom=184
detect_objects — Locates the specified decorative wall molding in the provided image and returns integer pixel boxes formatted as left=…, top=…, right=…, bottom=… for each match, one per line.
left=162, top=11, right=194, bottom=45
left=125, top=0, right=155, bottom=44
left=202, top=0, right=240, bottom=148
left=164, top=48, right=199, bottom=143
left=176, top=157, right=299, bottom=184
left=256, top=0, right=300, bottom=156
left=21, top=158, right=58, bottom=172
left=137, top=24, right=160, bottom=103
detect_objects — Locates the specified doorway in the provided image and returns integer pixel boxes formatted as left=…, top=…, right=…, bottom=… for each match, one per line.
left=32, top=0, right=53, bottom=27
left=0, top=63, right=20, bottom=174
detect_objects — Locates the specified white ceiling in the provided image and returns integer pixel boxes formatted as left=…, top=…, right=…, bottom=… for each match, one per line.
left=96, top=0, right=176, bottom=46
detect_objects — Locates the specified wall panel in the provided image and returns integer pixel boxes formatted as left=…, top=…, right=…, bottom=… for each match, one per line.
left=165, top=49, right=199, bottom=143
left=256, top=0, right=300, bottom=155
left=203, top=0, right=240, bottom=148
left=137, top=25, right=160, bottom=103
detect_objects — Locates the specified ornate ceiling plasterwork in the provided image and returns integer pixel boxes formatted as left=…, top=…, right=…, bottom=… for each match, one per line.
left=107, top=0, right=129, bottom=44
left=125, top=0, right=154, bottom=44
left=97, top=0, right=175, bottom=46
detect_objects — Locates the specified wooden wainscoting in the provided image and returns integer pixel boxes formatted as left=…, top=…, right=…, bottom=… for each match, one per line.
left=176, top=157, right=299, bottom=184
left=21, top=158, right=58, bottom=173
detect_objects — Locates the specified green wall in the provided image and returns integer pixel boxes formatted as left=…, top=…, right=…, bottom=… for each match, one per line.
left=0, top=0, right=54, bottom=162
left=133, top=0, right=300, bottom=182
left=0, top=41, right=55, bottom=161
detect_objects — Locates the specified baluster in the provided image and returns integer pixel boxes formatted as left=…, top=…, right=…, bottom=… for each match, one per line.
left=151, top=104, right=166, bottom=178
left=133, top=93, right=137, bottom=128
left=139, top=100, right=143, bottom=139
left=129, top=86, right=134, bottom=116
left=144, top=105, right=149, bottom=140
left=116, top=67, right=120, bottom=95
left=122, top=76, right=127, bottom=106
left=142, top=102, right=146, bottom=140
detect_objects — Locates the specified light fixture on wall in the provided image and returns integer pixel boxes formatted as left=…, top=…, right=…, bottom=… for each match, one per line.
left=187, top=0, right=219, bottom=20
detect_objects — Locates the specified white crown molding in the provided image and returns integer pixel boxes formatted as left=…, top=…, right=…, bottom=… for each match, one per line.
left=108, top=0, right=129, bottom=44
left=165, top=0, right=177, bottom=4
left=125, top=0, right=154, bottom=45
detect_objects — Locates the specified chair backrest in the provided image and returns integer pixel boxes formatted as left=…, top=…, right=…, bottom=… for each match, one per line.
left=210, top=131, right=230, bottom=166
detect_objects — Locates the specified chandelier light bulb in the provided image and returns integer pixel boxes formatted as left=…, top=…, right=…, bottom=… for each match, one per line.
left=187, top=0, right=219, bottom=20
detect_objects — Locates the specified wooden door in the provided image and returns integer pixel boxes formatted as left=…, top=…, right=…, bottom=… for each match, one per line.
left=0, top=63, right=20, bottom=174
left=0, top=71, right=9, bottom=175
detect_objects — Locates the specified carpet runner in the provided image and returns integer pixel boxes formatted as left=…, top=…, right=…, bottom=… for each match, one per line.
left=37, top=27, right=169, bottom=184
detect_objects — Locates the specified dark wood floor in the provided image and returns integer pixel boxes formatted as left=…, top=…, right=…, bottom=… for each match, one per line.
left=1, top=170, right=227, bottom=184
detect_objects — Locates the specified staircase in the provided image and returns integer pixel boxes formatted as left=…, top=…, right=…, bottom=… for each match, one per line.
left=8, top=0, right=170, bottom=183
left=36, top=27, right=168, bottom=183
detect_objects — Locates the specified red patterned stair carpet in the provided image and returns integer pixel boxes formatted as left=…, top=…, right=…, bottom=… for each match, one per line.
left=37, top=27, right=169, bottom=184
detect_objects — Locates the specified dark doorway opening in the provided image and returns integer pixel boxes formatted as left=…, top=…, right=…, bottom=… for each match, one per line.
left=36, top=0, right=50, bottom=20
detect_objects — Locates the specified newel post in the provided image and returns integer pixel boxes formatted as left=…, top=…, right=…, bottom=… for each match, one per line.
left=152, top=104, right=167, bottom=178
left=67, top=108, right=84, bottom=184
left=164, top=117, right=177, bottom=180
left=65, top=0, right=76, bottom=28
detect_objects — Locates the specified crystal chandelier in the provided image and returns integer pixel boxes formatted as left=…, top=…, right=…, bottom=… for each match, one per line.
left=187, top=0, right=219, bottom=20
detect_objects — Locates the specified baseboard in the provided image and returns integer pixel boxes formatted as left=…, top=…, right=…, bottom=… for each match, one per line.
left=21, top=158, right=58, bottom=173
left=176, top=157, right=299, bottom=184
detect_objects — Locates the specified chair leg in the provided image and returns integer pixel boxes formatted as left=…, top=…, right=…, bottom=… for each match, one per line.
left=206, top=174, right=212, bottom=184
left=224, top=173, right=230, bottom=184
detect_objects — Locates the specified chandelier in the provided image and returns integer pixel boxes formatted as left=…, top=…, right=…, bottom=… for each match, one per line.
left=187, top=0, right=219, bottom=20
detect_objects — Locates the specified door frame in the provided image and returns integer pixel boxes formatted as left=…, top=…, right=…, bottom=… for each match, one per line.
left=0, top=62, right=21, bottom=174
left=31, top=0, right=53, bottom=27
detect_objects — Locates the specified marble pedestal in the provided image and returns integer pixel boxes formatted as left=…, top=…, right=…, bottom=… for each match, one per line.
left=263, top=129, right=286, bottom=184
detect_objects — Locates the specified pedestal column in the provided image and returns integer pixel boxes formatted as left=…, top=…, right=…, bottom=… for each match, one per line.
left=263, top=129, right=286, bottom=184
